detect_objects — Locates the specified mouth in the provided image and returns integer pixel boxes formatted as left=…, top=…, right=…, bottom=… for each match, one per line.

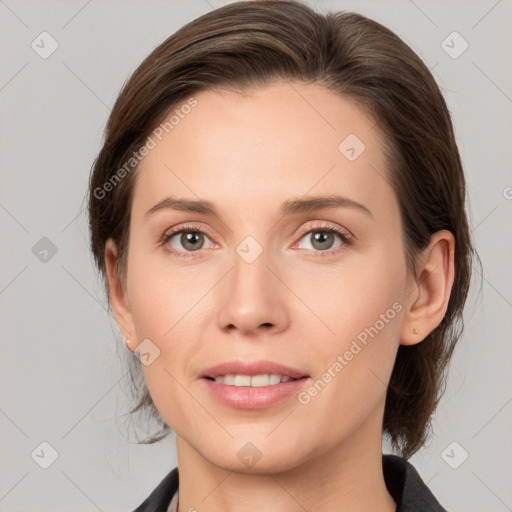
left=200, top=360, right=309, bottom=385
left=203, top=374, right=308, bottom=387
left=200, top=368, right=311, bottom=409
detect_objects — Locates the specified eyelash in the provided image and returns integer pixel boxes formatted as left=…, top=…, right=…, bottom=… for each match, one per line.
left=160, top=222, right=354, bottom=259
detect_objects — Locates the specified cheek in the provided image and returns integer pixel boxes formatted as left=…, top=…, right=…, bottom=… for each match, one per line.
left=287, top=245, right=405, bottom=410
left=125, top=250, right=214, bottom=425
left=126, top=245, right=203, bottom=340
left=285, top=241, right=406, bottom=345
left=128, top=266, right=197, bottom=431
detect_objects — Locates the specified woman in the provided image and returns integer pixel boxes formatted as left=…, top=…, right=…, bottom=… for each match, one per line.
left=87, top=1, right=477, bottom=510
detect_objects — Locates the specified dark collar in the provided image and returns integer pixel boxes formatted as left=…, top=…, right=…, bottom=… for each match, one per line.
left=132, top=454, right=447, bottom=512
left=383, top=454, right=447, bottom=511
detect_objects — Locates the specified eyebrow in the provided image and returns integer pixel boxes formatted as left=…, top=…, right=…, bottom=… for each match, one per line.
left=145, top=194, right=374, bottom=220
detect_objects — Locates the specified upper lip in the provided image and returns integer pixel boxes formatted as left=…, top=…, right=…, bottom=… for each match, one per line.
left=200, top=360, right=309, bottom=379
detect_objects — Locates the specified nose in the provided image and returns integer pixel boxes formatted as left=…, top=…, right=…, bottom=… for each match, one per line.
left=216, top=244, right=290, bottom=337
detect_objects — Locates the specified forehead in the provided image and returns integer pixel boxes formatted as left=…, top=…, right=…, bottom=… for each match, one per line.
left=133, top=81, right=396, bottom=225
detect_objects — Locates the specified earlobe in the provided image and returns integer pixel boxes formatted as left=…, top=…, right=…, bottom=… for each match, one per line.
left=400, top=230, right=455, bottom=346
left=104, top=238, right=136, bottom=352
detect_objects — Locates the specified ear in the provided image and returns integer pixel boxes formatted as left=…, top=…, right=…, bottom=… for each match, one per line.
left=104, top=238, right=137, bottom=353
left=400, top=229, right=455, bottom=346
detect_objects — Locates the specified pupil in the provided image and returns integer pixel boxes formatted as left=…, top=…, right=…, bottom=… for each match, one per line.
left=183, top=232, right=203, bottom=251
left=313, top=231, right=333, bottom=250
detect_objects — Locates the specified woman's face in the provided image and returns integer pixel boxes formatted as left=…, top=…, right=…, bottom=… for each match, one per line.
left=110, top=82, right=419, bottom=472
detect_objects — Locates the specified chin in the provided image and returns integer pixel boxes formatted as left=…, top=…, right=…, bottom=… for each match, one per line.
left=201, top=437, right=308, bottom=475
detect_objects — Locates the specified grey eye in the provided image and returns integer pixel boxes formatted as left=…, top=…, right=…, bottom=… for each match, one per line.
left=169, top=231, right=213, bottom=252
left=298, top=230, right=343, bottom=251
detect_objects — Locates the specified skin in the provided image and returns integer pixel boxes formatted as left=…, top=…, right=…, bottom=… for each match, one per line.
left=105, top=81, right=455, bottom=512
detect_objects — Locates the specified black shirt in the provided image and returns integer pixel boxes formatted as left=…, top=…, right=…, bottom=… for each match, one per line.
left=132, top=454, right=448, bottom=512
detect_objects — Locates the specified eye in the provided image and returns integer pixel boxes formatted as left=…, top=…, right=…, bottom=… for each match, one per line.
left=161, top=223, right=216, bottom=258
left=294, top=223, right=353, bottom=255
left=161, top=221, right=353, bottom=259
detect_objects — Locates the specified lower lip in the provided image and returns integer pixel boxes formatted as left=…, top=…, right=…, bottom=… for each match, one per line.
left=201, top=377, right=310, bottom=409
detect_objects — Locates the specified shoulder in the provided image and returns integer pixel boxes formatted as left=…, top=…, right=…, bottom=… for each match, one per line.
left=131, top=466, right=179, bottom=512
left=383, top=454, right=449, bottom=512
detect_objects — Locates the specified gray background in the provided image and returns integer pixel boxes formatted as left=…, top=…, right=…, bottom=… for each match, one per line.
left=1, top=0, right=511, bottom=511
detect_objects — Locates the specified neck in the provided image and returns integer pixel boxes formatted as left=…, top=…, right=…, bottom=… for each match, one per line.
left=174, top=408, right=396, bottom=512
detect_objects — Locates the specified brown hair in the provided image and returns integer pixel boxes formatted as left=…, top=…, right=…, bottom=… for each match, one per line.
left=88, top=0, right=480, bottom=458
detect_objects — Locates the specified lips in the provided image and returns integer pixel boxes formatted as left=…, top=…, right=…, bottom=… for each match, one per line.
left=200, top=363, right=311, bottom=409
left=200, top=360, right=309, bottom=380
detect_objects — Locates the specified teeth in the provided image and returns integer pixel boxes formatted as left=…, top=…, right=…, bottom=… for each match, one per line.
left=213, top=374, right=297, bottom=386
